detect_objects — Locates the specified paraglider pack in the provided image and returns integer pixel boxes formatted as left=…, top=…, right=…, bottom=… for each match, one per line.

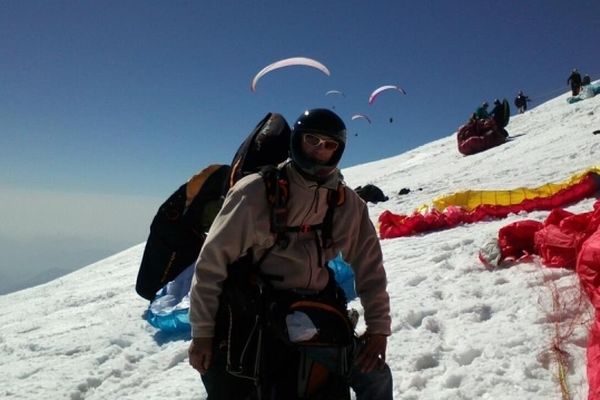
left=136, top=112, right=292, bottom=301
left=135, top=164, right=230, bottom=301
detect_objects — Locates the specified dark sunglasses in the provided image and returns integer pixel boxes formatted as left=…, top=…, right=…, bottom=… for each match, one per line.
left=302, top=133, right=340, bottom=151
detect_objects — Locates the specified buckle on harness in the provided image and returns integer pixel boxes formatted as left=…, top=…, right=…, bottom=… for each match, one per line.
left=300, top=225, right=311, bottom=233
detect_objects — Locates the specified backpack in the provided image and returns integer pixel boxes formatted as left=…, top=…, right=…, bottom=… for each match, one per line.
left=354, top=184, right=389, bottom=204
left=136, top=112, right=292, bottom=301
left=136, top=164, right=230, bottom=300
left=226, top=112, right=292, bottom=192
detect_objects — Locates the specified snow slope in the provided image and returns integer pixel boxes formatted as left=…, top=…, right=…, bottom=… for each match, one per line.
left=1, top=88, right=600, bottom=400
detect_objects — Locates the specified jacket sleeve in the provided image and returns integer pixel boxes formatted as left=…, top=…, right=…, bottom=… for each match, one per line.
left=344, top=201, right=392, bottom=336
left=188, top=182, right=261, bottom=338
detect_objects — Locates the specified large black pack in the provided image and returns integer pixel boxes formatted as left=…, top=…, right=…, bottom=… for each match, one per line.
left=136, top=164, right=230, bottom=300
left=135, top=112, right=291, bottom=301
left=225, top=112, right=291, bottom=192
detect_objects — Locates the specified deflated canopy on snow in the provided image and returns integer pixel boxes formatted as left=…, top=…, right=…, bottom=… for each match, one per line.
left=368, top=85, right=406, bottom=105
left=250, top=57, right=331, bottom=92
left=490, top=199, right=600, bottom=397
left=432, top=166, right=600, bottom=212
left=379, top=167, right=600, bottom=239
left=351, top=113, right=371, bottom=124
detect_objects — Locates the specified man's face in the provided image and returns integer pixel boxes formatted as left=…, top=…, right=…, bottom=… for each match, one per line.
left=300, top=133, right=339, bottom=164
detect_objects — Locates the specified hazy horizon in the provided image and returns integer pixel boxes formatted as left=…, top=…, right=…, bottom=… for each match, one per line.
left=0, top=186, right=161, bottom=294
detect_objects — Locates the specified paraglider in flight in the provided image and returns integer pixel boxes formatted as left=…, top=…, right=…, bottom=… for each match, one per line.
left=326, top=90, right=345, bottom=97
left=368, top=85, right=406, bottom=105
left=351, top=113, right=372, bottom=124
left=250, top=57, right=330, bottom=92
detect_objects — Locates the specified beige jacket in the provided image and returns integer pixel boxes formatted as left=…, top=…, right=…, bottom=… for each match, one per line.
left=189, top=162, right=391, bottom=338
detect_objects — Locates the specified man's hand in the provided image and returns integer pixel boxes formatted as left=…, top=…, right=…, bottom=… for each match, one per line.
left=354, top=333, right=388, bottom=373
left=188, top=337, right=213, bottom=374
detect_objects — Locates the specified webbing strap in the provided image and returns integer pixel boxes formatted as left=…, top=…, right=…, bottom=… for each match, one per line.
left=261, top=165, right=344, bottom=252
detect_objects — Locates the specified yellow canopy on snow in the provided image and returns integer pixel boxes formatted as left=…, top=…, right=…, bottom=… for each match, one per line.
left=427, top=166, right=600, bottom=212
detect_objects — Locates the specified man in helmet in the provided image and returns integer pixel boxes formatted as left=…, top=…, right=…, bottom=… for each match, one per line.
left=473, top=101, right=490, bottom=120
left=490, top=99, right=503, bottom=126
left=490, top=99, right=510, bottom=135
left=188, top=108, right=393, bottom=399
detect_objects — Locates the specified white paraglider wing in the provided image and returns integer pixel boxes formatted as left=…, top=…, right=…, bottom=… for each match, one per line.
left=351, top=113, right=372, bottom=124
left=251, top=57, right=331, bottom=92
left=368, top=85, right=406, bottom=105
left=326, top=90, right=345, bottom=97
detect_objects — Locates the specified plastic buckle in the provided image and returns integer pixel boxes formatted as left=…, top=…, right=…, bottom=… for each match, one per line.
left=300, top=225, right=311, bottom=233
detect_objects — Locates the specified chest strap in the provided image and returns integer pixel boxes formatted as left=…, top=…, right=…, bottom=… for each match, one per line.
left=261, top=166, right=344, bottom=251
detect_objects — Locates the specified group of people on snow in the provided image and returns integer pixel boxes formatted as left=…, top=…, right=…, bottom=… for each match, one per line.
left=475, top=68, right=595, bottom=118
left=472, top=99, right=506, bottom=129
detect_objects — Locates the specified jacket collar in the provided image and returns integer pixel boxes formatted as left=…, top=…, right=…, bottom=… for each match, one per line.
left=284, top=161, right=341, bottom=191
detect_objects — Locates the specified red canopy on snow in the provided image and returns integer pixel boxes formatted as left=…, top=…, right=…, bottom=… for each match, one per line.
left=491, top=200, right=600, bottom=399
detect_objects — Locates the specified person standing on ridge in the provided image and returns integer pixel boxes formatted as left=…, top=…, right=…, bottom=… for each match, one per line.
left=568, top=68, right=582, bottom=96
left=188, top=108, right=393, bottom=399
left=514, top=91, right=531, bottom=114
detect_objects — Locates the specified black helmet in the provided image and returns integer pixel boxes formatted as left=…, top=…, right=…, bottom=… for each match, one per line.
left=290, top=108, right=346, bottom=181
left=494, top=98, right=501, bottom=105
left=482, top=102, right=489, bottom=108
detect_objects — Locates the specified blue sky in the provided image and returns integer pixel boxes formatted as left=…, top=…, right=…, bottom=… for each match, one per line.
left=1, top=0, right=599, bottom=292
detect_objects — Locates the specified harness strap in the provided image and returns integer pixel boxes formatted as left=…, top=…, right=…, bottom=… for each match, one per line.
left=321, top=187, right=340, bottom=249
left=262, top=166, right=345, bottom=250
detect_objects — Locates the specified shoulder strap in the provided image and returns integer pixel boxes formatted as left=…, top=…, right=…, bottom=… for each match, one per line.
left=260, top=165, right=290, bottom=248
left=321, top=183, right=345, bottom=249
left=261, top=165, right=346, bottom=251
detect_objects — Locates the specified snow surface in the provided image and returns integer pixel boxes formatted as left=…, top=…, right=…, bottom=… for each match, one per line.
left=1, top=88, right=600, bottom=400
